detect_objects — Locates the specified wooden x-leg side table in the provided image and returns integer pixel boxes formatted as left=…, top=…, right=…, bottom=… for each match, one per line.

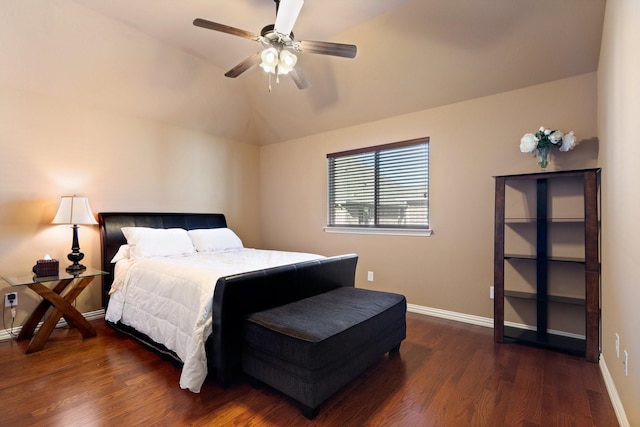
left=1, top=268, right=107, bottom=353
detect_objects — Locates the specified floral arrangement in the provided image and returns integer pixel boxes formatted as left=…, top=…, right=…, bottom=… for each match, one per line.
left=520, top=126, right=577, bottom=168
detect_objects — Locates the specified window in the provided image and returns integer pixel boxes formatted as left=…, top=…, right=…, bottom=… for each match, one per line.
left=327, top=137, right=429, bottom=231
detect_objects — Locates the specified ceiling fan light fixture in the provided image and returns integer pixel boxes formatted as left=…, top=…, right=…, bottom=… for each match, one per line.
left=260, top=47, right=297, bottom=75
left=260, top=47, right=279, bottom=73
left=278, top=50, right=297, bottom=74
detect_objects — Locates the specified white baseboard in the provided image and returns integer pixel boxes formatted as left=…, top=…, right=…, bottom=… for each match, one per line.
left=0, top=309, right=105, bottom=342
left=599, top=355, right=630, bottom=427
left=407, top=303, right=494, bottom=328
left=408, top=304, right=585, bottom=339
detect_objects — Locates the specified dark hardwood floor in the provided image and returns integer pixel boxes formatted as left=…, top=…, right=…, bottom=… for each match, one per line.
left=0, top=313, right=618, bottom=426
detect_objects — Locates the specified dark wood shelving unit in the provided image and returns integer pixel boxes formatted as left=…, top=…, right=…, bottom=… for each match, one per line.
left=503, top=290, right=585, bottom=306
left=504, top=254, right=586, bottom=263
left=493, top=168, right=601, bottom=362
left=502, top=326, right=587, bottom=357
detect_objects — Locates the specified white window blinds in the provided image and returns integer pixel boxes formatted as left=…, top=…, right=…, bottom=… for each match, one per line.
left=327, top=138, right=429, bottom=229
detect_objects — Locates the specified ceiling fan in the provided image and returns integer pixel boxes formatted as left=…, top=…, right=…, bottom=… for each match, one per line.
left=193, top=0, right=357, bottom=90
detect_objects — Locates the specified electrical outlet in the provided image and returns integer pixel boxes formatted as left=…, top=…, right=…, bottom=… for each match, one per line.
left=367, top=271, right=374, bottom=282
left=615, top=333, right=620, bottom=358
left=623, top=350, right=629, bottom=376
left=4, top=292, right=18, bottom=307
left=490, top=286, right=494, bottom=299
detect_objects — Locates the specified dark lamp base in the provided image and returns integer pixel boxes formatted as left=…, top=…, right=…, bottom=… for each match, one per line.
left=66, top=263, right=87, bottom=273
left=66, top=247, right=86, bottom=273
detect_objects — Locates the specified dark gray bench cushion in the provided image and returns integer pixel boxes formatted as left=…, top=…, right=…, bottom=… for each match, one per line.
left=242, top=287, right=406, bottom=417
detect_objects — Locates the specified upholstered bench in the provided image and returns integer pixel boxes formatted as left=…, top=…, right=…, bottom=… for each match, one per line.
left=241, top=286, right=406, bottom=419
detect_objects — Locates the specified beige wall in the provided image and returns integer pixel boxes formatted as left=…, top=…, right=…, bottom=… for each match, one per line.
left=260, top=73, right=598, bottom=319
left=0, top=1, right=262, bottom=327
left=0, top=1, right=257, bottom=144
left=0, top=85, right=261, bottom=327
left=598, top=0, right=640, bottom=424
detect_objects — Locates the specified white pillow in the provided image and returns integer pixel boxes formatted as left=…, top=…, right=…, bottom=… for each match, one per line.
left=121, top=227, right=195, bottom=259
left=188, top=228, right=244, bottom=252
left=110, top=245, right=130, bottom=263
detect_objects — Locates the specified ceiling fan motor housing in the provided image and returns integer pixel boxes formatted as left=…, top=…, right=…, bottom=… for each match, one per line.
left=261, top=24, right=294, bottom=44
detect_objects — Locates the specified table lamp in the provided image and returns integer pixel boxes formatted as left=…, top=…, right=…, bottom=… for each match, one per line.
left=52, top=195, right=98, bottom=272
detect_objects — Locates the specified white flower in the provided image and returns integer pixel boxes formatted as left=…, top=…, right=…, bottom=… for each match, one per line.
left=559, top=131, right=576, bottom=152
left=521, top=126, right=577, bottom=165
left=520, top=133, right=538, bottom=153
left=549, top=130, right=564, bottom=145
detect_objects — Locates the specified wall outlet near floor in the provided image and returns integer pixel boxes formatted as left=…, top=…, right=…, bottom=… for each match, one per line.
left=4, top=292, right=18, bottom=307
left=490, top=286, right=494, bottom=299
left=367, top=271, right=374, bottom=282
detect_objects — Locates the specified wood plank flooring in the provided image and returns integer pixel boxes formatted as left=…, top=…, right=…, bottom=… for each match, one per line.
left=0, top=313, right=618, bottom=426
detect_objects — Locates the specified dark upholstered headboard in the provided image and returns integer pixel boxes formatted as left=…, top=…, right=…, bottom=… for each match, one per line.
left=98, top=212, right=227, bottom=307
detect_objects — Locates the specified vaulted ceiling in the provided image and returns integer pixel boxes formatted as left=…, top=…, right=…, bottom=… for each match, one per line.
left=1, top=0, right=605, bottom=145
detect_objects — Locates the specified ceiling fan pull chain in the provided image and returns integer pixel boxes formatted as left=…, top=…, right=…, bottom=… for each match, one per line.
left=268, top=73, right=272, bottom=92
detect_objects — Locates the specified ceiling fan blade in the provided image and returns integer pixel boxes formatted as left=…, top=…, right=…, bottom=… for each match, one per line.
left=296, top=40, right=357, bottom=59
left=193, top=18, right=260, bottom=41
left=290, top=68, right=311, bottom=90
left=224, top=52, right=261, bottom=78
left=274, top=0, right=304, bottom=36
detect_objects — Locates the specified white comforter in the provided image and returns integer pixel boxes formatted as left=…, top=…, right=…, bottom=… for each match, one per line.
left=105, top=248, right=323, bottom=392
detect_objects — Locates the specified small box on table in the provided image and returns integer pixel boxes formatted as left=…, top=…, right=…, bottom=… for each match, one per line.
left=32, top=259, right=60, bottom=277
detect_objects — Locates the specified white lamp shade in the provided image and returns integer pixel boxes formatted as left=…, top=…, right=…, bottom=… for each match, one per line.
left=260, top=47, right=279, bottom=73
left=52, top=196, right=98, bottom=225
left=279, top=50, right=297, bottom=74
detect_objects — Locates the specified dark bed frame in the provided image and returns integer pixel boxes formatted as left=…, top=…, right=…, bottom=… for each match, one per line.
left=98, top=212, right=358, bottom=387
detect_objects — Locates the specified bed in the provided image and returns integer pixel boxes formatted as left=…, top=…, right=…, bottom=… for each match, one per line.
left=99, top=212, right=358, bottom=392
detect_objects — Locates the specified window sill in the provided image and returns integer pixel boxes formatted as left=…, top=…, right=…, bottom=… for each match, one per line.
left=323, top=226, right=433, bottom=237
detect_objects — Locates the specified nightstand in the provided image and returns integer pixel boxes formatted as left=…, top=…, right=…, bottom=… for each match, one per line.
left=1, top=267, right=107, bottom=353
